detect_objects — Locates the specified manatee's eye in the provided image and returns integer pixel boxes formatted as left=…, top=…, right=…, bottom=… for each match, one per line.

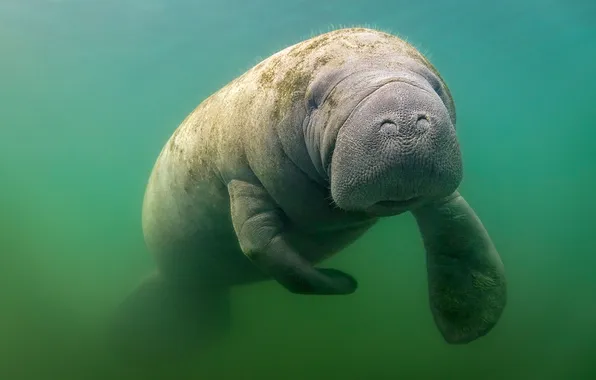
left=380, top=121, right=399, bottom=136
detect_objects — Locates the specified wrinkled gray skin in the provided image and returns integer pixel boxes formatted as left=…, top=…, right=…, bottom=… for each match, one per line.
left=112, top=28, right=506, bottom=362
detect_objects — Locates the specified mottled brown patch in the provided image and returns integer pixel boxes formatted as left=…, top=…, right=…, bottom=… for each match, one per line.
left=313, top=54, right=332, bottom=70
left=270, top=65, right=311, bottom=123
left=258, top=63, right=276, bottom=88
left=289, top=34, right=331, bottom=59
left=253, top=35, right=338, bottom=124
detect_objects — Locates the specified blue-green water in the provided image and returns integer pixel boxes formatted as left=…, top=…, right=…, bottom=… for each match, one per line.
left=1, top=1, right=595, bottom=379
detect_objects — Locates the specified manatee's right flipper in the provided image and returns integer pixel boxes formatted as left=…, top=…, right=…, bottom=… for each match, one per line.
left=412, top=191, right=507, bottom=344
left=108, top=272, right=230, bottom=367
left=228, top=179, right=357, bottom=295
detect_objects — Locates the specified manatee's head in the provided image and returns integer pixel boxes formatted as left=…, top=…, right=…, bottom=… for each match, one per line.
left=328, top=73, right=463, bottom=216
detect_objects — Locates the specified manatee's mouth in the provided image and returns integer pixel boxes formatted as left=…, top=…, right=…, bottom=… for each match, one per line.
left=375, top=197, right=421, bottom=208
left=366, top=196, right=422, bottom=216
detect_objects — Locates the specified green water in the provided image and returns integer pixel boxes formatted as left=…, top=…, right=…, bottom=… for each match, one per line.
left=1, top=1, right=595, bottom=379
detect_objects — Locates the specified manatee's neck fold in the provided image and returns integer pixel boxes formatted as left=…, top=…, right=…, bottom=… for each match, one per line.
left=302, top=68, right=360, bottom=182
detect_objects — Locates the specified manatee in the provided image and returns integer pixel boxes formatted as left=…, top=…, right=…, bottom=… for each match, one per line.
left=111, top=27, right=507, bottom=362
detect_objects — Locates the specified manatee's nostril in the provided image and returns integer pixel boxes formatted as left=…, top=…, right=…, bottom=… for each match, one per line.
left=416, top=115, right=430, bottom=132
left=380, top=121, right=399, bottom=136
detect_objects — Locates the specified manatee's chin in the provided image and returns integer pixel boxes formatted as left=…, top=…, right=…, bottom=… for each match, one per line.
left=363, top=197, right=423, bottom=217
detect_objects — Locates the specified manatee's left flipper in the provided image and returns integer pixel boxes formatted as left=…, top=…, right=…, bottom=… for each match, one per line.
left=411, top=191, right=507, bottom=344
left=228, top=179, right=358, bottom=295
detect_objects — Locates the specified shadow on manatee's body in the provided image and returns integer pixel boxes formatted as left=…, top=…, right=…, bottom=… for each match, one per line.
left=109, top=27, right=507, bottom=365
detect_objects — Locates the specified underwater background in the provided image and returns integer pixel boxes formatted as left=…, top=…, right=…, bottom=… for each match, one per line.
left=1, top=0, right=595, bottom=379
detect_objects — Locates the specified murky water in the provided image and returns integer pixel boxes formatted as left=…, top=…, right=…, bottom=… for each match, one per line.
left=1, top=1, right=595, bottom=379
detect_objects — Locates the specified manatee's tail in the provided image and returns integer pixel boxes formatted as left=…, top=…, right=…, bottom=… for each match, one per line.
left=107, top=272, right=230, bottom=367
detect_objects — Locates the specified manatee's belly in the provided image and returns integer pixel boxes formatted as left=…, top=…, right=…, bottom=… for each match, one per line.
left=144, top=175, right=376, bottom=288
left=284, top=220, right=377, bottom=264
left=150, top=217, right=376, bottom=288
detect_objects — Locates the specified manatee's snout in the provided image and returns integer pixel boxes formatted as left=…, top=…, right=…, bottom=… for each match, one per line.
left=330, top=78, right=463, bottom=215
